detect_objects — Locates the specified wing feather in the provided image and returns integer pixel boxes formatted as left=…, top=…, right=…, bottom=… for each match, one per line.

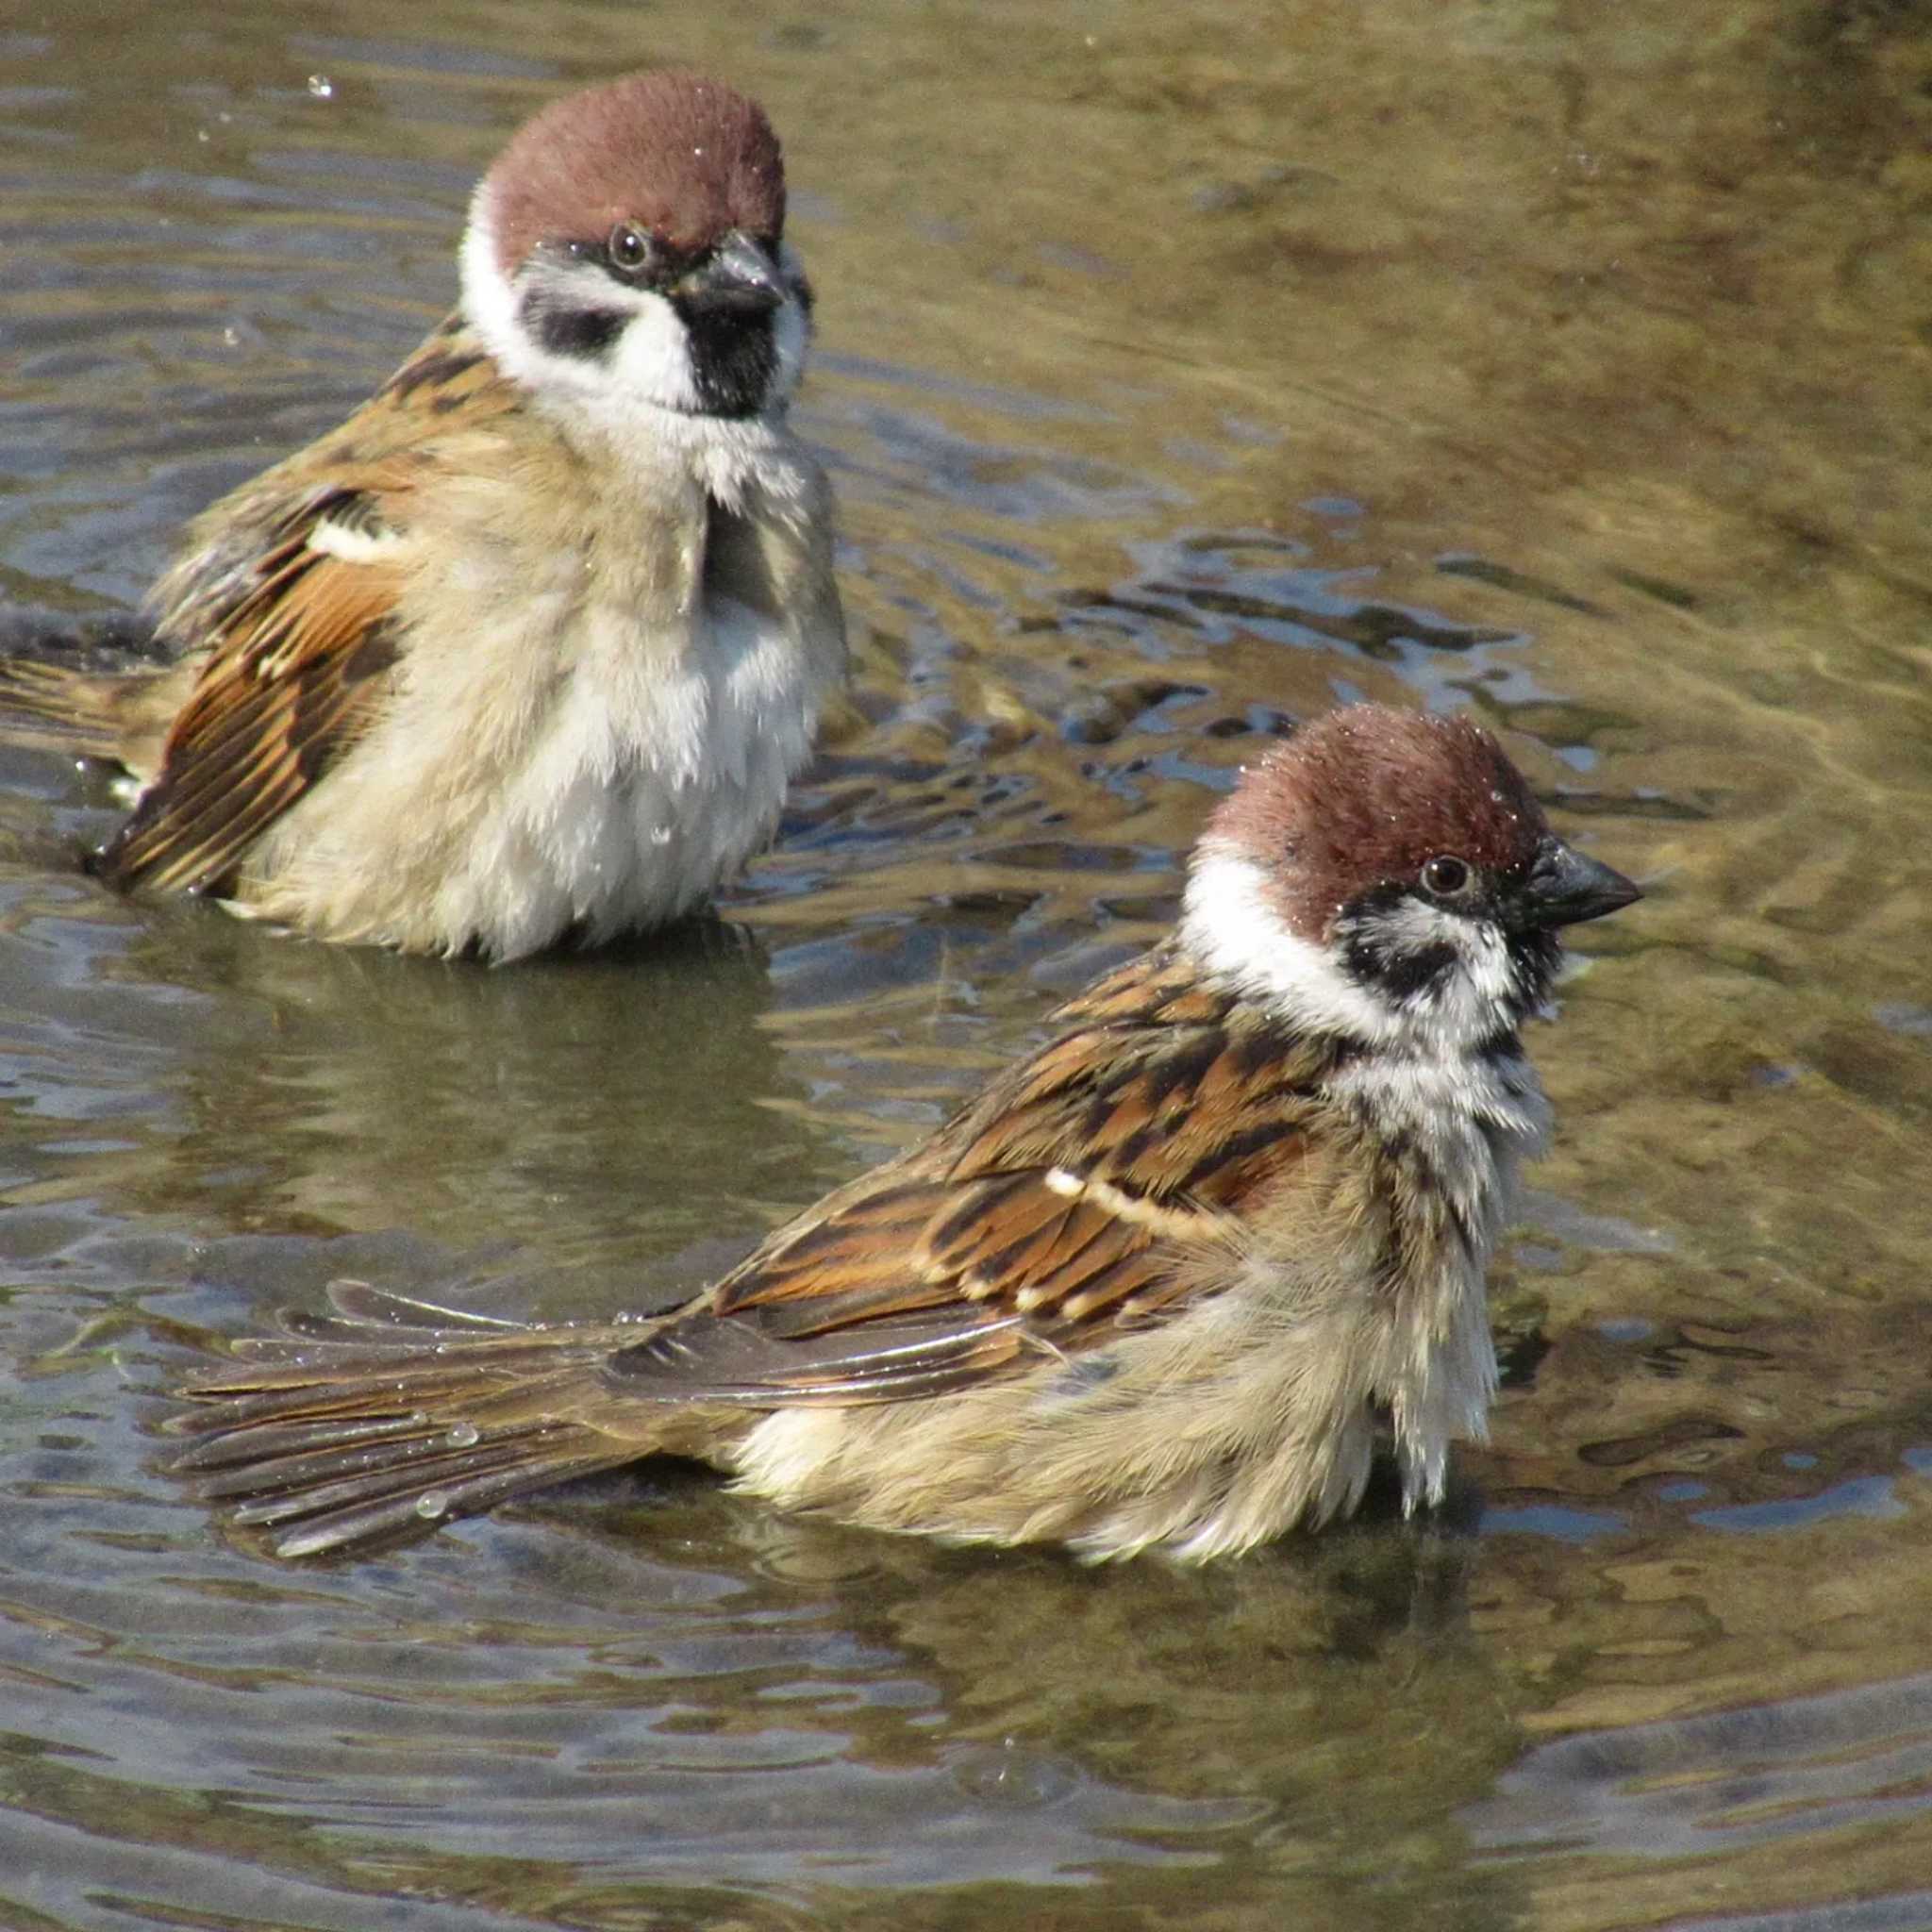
left=619, top=944, right=1339, bottom=1404
left=96, top=316, right=515, bottom=895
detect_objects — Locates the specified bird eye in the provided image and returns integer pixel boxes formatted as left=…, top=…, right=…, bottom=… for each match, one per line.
left=607, top=224, right=653, bottom=273
left=1421, top=855, right=1474, bottom=897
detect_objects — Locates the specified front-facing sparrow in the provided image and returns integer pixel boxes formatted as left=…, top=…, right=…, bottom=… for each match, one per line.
left=0, top=71, right=844, bottom=958
left=171, top=705, right=1641, bottom=1559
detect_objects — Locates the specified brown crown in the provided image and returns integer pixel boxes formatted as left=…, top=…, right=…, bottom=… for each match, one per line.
left=483, top=70, right=786, bottom=276
left=1201, top=706, right=1551, bottom=939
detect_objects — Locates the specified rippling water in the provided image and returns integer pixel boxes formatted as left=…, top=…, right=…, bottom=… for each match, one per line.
left=3, top=4, right=1930, bottom=1927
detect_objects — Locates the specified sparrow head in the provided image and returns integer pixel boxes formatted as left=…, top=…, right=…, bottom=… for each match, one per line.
left=1183, top=705, right=1641, bottom=1047
left=460, top=71, right=810, bottom=427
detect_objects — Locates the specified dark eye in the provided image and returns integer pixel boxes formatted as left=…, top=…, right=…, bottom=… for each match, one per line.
left=1421, top=855, right=1474, bottom=898
left=608, top=224, right=653, bottom=273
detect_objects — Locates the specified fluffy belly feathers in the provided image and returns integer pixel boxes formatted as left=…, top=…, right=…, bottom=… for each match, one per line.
left=237, top=591, right=817, bottom=958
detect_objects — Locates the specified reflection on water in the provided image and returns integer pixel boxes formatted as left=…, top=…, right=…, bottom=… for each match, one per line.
left=1474, top=1671, right=1932, bottom=1860
left=1469, top=1673, right=1932, bottom=1930
left=3, top=2, right=1931, bottom=1927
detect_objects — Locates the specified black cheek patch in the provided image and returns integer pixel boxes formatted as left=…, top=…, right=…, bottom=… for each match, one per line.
left=1340, top=883, right=1462, bottom=1006
left=518, top=288, right=625, bottom=361
left=1348, top=937, right=1459, bottom=1005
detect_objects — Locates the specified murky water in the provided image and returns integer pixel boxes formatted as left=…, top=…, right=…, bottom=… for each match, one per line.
left=2, top=3, right=1930, bottom=1926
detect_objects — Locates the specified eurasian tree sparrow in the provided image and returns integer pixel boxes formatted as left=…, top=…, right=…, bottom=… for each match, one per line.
left=171, top=705, right=1641, bottom=1560
left=0, top=72, right=844, bottom=958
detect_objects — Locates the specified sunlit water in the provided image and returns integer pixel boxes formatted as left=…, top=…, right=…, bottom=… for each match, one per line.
left=2, top=5, right=1930, bottom=1928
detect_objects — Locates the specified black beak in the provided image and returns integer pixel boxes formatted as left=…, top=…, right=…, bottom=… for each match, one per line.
left=676, top=234, right=785, bottom=316
left=1515, top=837, right=1642, bottom=930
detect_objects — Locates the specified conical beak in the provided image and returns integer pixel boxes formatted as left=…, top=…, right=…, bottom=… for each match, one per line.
left=1515, top=837, right=1642, bottom=929
left=677, top=233, right=785, bottom=315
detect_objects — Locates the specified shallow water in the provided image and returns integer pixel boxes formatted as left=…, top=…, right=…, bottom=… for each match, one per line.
left=2, top=3, right=1930, bottom=1927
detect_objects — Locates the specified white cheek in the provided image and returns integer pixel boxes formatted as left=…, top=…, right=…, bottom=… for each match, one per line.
left=1182, top=847, right=1526, bottom=1054
left=459, top=187, right=522, bottom=358
left=461, top=200, right=694, bottom=415
left=1181, top=849, right=1401, bottom=1043
left=605, top=295, right=701, bottom=410
left=1343, top=896, right=1521, bottom=1053
left=1376, top=897, right=1513, bottom=997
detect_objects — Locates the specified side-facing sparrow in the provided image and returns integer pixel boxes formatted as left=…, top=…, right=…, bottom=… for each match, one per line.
left=0, top=71, right=844, bottom=958
left=171, top=705, right=1641, bottom=1560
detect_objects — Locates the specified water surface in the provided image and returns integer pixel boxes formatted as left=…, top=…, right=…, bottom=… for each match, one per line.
left=3, top=3, right=1930, bottom=1927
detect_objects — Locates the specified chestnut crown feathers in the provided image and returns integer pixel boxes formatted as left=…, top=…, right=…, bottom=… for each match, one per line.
left=1199, top=707, right=1551, bottom=940
left=483, top=71, right=786, bottom=276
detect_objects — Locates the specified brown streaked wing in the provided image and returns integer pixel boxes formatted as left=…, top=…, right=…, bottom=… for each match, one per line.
left=101, top=320, right=517, bottom=894
left=608, top=949, right=1333, bottom=1405
left=97, top=519, right=408, bottom=892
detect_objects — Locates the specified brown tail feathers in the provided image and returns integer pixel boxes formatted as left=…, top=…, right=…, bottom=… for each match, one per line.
left=0, top=658, right=134, bottom=761
left=167, top=1282, right=649, bottom=1557
left=0, top=611, right=169, bottom=764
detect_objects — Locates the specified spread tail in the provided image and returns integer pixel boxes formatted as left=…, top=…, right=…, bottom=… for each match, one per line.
left=167, top=1281, right=649, bottom=1557
left=0, top=608, right=167, bottom=763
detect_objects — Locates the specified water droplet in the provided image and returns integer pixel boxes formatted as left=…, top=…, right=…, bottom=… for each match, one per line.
left=415, top=1490, right=450, bottom=1521
left=307, top=75, right=333, bottom=98
left=952, top=1741, right=1075, bottom=1807
left=444, top=1422, right=479, bottom=1448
